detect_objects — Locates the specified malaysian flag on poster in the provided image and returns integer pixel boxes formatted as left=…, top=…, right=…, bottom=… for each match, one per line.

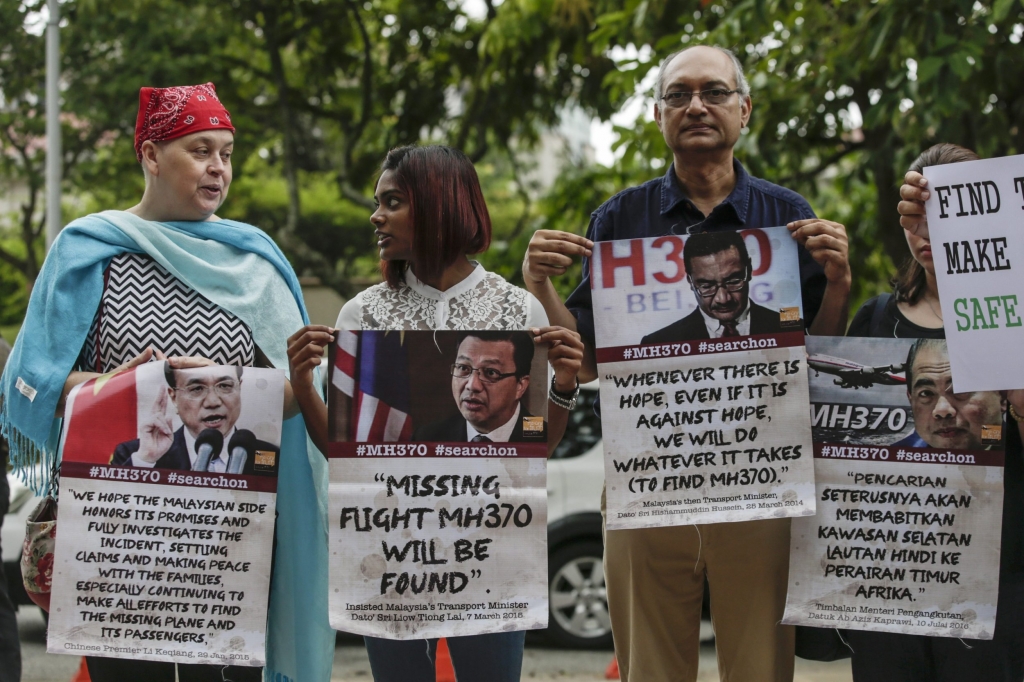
left=333, top=331, right=413, bottom=442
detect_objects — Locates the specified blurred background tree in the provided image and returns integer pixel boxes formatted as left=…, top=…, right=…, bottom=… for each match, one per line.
left=535, top=0, right=1024, bottom=307
left=1, top=0, right=1023, bottom=332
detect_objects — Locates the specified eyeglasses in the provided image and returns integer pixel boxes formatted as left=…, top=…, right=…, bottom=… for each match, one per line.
left=659, top=89, right=740, bottom=108
left=172, top=380, right=239, bottom=402
left=451, top=364, right=518, bottom=384
left=690, top=272, right=749, bottom=298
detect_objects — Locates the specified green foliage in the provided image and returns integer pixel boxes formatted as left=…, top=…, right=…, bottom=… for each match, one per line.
left=582, top=0, right=1024, bottom=307
left=1, top=0, right=620, bottom=301
left=3, top=0, right=1024, bottom=327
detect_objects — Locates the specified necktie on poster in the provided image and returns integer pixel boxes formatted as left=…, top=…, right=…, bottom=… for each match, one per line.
left=325, top=330, right=550, bottom=640
left=46, top=362, right=285, bottom=666
left=589, top=227, right=816, bottom=530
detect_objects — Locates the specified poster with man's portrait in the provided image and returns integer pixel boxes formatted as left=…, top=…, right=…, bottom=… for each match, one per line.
left=591, top=226, right=804, bottom=352
left=783, top=336, right=1005, bottom=639
left=327, top=330, right=550, bottom=640
left=328, top=330, right=549, bottom=450
left=48, top=362, right=284, bottom=666
left=590, top=227, right=815, bottom=530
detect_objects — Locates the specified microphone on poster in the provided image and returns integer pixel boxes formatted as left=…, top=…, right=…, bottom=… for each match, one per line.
left=227, top=429, right=256, bottom=474
left=194, top=428, right=224, bottom=472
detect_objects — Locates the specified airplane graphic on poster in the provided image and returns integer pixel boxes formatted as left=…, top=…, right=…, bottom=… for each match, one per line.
left=807, top=354, right=906, bottom=389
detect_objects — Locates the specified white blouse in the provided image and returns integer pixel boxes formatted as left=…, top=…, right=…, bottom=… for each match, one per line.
left=335, top=263, right=549, bottom=331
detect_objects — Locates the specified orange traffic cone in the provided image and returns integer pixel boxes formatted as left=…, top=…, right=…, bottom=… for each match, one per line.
left=436, top=638, right=456, bottom=682
left=71, top=658, right=91, bottom=682
left=605, top=655, right=620, bottom=679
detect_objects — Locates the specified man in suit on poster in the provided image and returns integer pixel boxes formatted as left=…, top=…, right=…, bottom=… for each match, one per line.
left=895, top=338, right=1004, bottom=451
left=520, top=45, right=852, bottom=682
left=112, top=364, right=279, bottom=475
left=641, top=230, right=797, bottom=344
left=414, top=331, right=547, bottom=443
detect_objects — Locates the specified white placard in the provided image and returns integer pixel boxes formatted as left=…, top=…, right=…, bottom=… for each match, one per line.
left=590, top=228, right=815, bottom=529
left=783, top=337, right=1004, bottom=639
left=328, top=458, right=548, bottom=639
left=48, top=479, right=276, bottom=664
left=47, top=363, right=284, bottom=665
left=924, top=154, right=1024, bottom=392
left=327, top=330, right=550, bottom=638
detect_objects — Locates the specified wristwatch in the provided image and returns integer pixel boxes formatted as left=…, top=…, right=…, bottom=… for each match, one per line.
left=549, top=375, right=580, bottom=411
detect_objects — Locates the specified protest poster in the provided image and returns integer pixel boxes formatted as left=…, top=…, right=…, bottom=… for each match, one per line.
left=47, top=362, right=284, bottom=666
left=327, top=330, right=549, bottom=639
left=782, top=337, right=1004, bottom=639
left=923, top=153, right=1024, bottom=392
left=590, top=227, right=815, bottom=530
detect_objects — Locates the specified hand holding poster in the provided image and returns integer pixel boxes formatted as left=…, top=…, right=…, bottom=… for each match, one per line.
left=923, top=153, right=1024, bottom=392
left=327, top=330, right=548, bottom=639
left=591, top=227, right=815, bottom=529
left=783, top=337, right=1004, bottom=639
left=47, top=362, right=284, bottom=665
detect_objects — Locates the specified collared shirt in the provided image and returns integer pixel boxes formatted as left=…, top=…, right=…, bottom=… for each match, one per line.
left=336, top=262, right=550, bottom=331
left=184, top=426, right=234, bottom=472
left=566, top=159, right=825, bottom=349
left=700, top=300, right=751, bottom=338
left=466, top=403, right=521, bottom=443
left=131, top=426, right=234, bottom=471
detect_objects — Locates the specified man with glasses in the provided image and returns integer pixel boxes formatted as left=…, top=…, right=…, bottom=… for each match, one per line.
left=112, top=364, right=279, bottom=475
left=522, top=45, right=851, bottom=682
left=641, top=230, right=798, bottom=343
left=897, top=338, right=1004, bottom=451
left=414, top=331, right=546, bottom=443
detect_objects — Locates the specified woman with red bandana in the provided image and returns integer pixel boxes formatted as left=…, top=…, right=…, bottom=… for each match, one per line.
left=0, top=84, right=333, bottom=682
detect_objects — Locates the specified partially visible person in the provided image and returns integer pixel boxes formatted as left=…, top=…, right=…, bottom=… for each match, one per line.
left=897, top=169, right=930, bottom=235
left=520, top=45, right=851, bottom=682
left=0, top=333, right=21, bottom=682
left=287, top=145, right=584, bottom=682
left=894, top=338, right=1004, bottom=450
left=641, top=230, right=798, bottom=343
left=851, top=143, right=978, bottom=339
left=839, top=142, right=1024, bottom=682
left=414, top=331, right=547, bottom=443
left=0, top=84, right=332, bottom=682
left=112, top=365, right=280, bottom=474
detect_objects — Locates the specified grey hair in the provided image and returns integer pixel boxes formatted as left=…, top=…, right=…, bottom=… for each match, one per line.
left=654, top=46, right=750, bottom=105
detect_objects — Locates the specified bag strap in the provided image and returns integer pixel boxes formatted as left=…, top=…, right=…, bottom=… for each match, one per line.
left=46, top=452, right=60, bottom=500
left=869, top=293, right=893, bottom=337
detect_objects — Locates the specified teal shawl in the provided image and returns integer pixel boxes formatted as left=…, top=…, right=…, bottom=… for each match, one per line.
left=0, top=210, right=333, bottom=682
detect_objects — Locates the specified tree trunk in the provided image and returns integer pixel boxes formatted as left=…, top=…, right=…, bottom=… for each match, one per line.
left=872, top=147, right=908, bottom=269
left=265, top=24, right=301, bottom=237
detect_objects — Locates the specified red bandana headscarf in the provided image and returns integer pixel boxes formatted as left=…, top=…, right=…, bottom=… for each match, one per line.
left=134, top=83, right=236, bottom=161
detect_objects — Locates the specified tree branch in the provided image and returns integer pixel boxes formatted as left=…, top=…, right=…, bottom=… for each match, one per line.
left=501, top=139, right=533, bottom=242
left=291, top=99, right=353, bottom=125
left=466, top=124, right=489, bottom=163
left=343, top=0, right=373, bottom=173
left=219, top=55, right=274, bottom=81
left=779, top=140, right=864, bottom=186
left=263, top=12, right=301, bottom=235
left=339, top=179, right=375, bottom=209
left=0, top=243, right=27, bottom=273
left=453, top=8, right=500, bottom=152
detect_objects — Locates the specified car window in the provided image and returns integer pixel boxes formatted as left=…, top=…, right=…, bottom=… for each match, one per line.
left=550, top=390, right=602, bottom=460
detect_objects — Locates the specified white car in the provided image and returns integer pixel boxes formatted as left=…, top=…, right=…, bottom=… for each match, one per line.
left=544, top=382, right=611, bottom=648
left=543, top=382, right=712, bottom=649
